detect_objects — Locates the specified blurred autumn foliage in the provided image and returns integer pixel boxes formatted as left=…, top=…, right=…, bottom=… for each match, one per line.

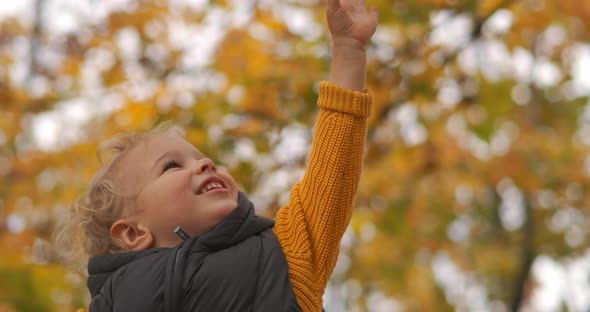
left=1, top=0, right=590, bottom=311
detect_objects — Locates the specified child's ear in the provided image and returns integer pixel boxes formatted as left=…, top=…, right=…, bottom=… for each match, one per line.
left=110, top=219, right=154, bottom=251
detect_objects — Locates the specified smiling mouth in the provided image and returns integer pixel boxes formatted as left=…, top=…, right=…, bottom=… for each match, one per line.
left=196, top=178, right=228, bottom=195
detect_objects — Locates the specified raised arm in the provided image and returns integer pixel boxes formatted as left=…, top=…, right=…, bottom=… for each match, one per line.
left=273, top=1, right=378, bottom=311
left=328, top=0, right=378, bottom=91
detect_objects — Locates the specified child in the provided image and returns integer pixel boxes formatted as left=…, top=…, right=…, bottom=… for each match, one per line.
left=58, top=0, right=378, bottom=311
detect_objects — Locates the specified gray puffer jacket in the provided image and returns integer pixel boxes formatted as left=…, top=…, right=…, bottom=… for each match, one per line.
left=87, top=192, right=301, bottom=312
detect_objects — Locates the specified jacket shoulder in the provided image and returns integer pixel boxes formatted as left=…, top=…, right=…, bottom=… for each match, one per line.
left=89, top=249, right=172, bottom=312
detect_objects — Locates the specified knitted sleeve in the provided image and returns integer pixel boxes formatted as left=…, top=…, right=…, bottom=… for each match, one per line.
left=272, top=81, right=372, bottom=311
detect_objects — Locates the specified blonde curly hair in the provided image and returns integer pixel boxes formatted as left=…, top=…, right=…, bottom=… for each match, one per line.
left=54, top=122, right=185, bottom=266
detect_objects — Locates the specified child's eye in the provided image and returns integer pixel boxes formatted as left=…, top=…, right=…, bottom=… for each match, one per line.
left=162, top=160, right=180, bottom=173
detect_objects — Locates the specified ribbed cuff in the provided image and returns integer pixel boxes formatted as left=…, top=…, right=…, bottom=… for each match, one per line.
left=317, top=81, right=373, bottom=118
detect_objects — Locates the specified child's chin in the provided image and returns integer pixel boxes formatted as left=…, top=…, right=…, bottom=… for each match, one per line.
left=203, top=199, right=236, bottom=215
left=220, top=201, right=238, bottom=216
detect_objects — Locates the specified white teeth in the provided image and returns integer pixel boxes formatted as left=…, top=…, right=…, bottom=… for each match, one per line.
left=200, top=181, right=224, bottom=194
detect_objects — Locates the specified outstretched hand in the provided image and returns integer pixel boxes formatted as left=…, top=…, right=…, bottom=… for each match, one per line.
left=327, top=0, right=378, bottom=50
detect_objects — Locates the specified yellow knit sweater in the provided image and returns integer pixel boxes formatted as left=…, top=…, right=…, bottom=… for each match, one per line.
left=272, top=81, right=372, bottom=312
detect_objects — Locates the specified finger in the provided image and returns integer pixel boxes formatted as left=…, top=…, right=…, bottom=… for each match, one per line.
left=327, top=0, right=341, bottom=11
left=371, top=6, right=379, bottom=19
left=345, top=0, right=367, bottom=10
left=342, top=0, right=366, bottom=13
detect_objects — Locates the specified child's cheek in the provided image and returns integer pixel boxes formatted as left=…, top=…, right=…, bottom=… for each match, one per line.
left=179, top=172, right=193, bottom=197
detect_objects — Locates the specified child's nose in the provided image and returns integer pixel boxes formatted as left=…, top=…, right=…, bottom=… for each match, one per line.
left=193, top=158, right=217, bottom=175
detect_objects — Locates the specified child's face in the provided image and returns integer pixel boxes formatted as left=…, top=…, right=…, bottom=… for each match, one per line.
left=116, top=133, right=239, bottom=247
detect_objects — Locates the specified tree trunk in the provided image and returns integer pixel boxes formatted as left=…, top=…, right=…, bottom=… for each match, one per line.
left=510, top=195, right=535, bottom=312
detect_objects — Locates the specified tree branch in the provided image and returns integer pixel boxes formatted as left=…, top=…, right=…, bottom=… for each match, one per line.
left=367, top=0, right=520, bottom=143
left=28, top=0, right=45, bottom=86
